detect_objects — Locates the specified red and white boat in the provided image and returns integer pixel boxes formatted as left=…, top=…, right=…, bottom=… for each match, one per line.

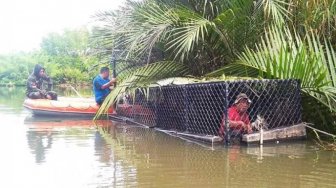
left=23, top=97, right=116, bottom=117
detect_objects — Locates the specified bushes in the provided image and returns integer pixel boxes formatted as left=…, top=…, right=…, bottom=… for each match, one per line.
left=0, top=28, right=100, bottom=86
left=51, top=68, right=91, bottom=84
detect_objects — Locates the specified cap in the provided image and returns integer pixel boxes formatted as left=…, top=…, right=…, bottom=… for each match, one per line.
left=234, top=93, right=252, bottom=104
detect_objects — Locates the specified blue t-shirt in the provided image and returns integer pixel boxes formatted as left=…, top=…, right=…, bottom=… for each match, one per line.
left=93, top=75, right=111, bottom=104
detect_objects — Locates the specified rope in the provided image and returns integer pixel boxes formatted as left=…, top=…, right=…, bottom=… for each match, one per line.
left=304, top=123, right=336, bottom=138
left=66, top=85, right=83, bottom=98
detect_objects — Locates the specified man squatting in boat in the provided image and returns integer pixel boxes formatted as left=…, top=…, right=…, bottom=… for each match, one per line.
left=219, top=93, right=253, bottom=138
left=93, top=67, right=117, bottom=105
left=26, top=64, right=58, bottom=100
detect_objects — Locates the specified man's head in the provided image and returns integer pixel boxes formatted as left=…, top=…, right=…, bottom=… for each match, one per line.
left=39, top=68, right=46, bottom=77
left=33, top=64, right=46, bottom=78
left=234, top=93, right=252, bottom=113
left=100, top=67, right=110, bottom=79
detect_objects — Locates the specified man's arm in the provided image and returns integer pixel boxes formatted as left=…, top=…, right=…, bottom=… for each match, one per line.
left=27, top=77, right=39, bottom=92
left=219, top=116, right=244, bottom=130
left=41, top=74, right=53, bottom=91
left=228, top=120, right=244, bottom=129
left=229, top=120, right=252, bottom=133
left=246, top=124, right=252, bottom=133
left=101, top=78, right=117, bottom=89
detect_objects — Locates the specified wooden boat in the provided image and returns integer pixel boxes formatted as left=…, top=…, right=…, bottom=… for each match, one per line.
left=23, top=97, right=116, bottom=117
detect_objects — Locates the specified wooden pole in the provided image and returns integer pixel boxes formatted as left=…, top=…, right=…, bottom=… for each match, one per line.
left=260, top=128, right=263, bottom=145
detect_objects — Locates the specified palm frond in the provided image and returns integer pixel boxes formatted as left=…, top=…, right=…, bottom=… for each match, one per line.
left=166, top=14, right=211, bottom=60
left=208, top=26, right=336, bottom=113
left=205, top=62, right=260, bottom=78
left=255, top=0, right=292, bottom=24
left=117, top=2, right=177, bottom=60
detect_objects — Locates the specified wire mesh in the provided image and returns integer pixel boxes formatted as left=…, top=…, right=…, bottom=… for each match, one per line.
left=115, top=79, right=302, bottom=143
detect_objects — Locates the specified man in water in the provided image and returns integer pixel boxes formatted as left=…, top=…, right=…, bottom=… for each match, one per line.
left=93, top=67, right=117, bottom=105
left=26, top=64, right=57, bottom=100
left=219, top=93, right=253, bottom=138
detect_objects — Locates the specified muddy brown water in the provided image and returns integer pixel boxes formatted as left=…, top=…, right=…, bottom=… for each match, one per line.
left=0, top=87, right=335, bottom=187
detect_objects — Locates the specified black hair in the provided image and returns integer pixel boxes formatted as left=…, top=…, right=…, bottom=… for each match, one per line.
left=100, top=67, right=109, bottom=73
left=33, top=64, right=44, bottom=77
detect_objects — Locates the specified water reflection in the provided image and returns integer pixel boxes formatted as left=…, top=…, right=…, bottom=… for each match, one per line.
left=0, top=86, right=26, bottom=110
left=94, top=121, right=116, bottom=164
left=95, top=122, right=139, bottom=187
left=96, top=125, right=336, bottom=187
left=24, top=116, right=113, bottom=163
left=0, top=87, right=335, bottom=187
left=26, top=128, right=53, bottom=163
left=24, top=116, right=90, bottom=164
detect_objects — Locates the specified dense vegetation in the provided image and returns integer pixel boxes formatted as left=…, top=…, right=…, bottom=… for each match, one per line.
left=0, top=53, right=35, bottom=86
left=93, top=0, right=336, bottom=134
left=0, top=27, right=100, bottom=86
left=0, top=0, right=335, bottom=134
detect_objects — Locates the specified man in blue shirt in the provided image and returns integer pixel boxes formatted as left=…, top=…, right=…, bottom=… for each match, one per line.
left=93, top=67, right=117, bottom=105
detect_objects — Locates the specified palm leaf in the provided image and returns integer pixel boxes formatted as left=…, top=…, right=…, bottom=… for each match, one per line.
left=255, top=0, right=291, bottom=24
left=208, top=25, right=336, bottom=112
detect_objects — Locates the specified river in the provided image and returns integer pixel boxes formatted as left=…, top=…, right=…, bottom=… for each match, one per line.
left=0, top=87, right=335, bottom=187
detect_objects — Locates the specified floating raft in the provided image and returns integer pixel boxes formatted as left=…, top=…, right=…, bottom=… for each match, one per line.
left=242, top=123, right=306, bottom=144
left=24, top=97, right=116, bottom=117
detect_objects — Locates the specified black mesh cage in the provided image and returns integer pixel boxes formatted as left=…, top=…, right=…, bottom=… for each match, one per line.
left=116, top=79, right=302, bottom=143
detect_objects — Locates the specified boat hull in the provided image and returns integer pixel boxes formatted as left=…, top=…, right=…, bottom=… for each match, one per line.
left=23, top=97, right=115, bottom=117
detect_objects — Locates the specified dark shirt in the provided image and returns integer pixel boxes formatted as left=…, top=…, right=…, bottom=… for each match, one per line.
left=26, top=74, right=52, bottom=95
left=93, top=75, right=110, bottom=104
left=26, top=64, right=53, bottom=96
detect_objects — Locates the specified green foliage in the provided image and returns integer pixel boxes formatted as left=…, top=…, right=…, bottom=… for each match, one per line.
left=93, top=0, right=336, bottom=74
left=52, top=68, right=88, bottom=84
left=92, top=0, right=269, bottom=74
left=207, top=26, right=336, bottom=132
left=92, top=0, right=336, bottom=133
left=41, top=28, right=90, bottom=56
left=1, top=0, right=334, bottom=133
left=0, top=27, right=100, bottom=86
left=0, top=53, right=35, bottom=85
left=40, top=27, right=99, bottom=84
